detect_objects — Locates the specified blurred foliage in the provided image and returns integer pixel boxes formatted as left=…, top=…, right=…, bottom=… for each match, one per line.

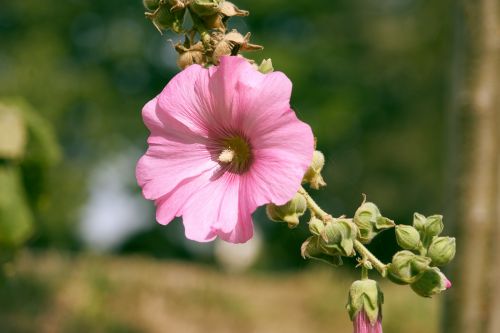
left=0, top=0, right=453, bottom=266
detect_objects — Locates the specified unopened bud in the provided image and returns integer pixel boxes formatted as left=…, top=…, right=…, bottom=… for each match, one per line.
left=346, top=279, right=383, bottom=325
left=410, top=267, right=451, bottom=297
left=303, top=150, right=326, bottom=190
left=354, top=201, right=395, bottom=244
left=266, top=193, right=307, bottom=228
left=320, top=219, right=358, bottom=257
left=258, top=58, right=274, bottom=74
left=301, top=236, right=343, bottom=266
left=190, top=0, right=223, bottom=17
left=425, top=215, right=444, bottom=238
left=387, top=250, right=431, bottom=285
left=427, top=236, right=456, bottom=266
left=308, top=217, right=325, bottom=236
left=395, top=225, right=421, bottom=250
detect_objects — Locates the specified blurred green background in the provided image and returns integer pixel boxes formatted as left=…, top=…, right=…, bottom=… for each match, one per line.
left=0, top=0, right=453, bottom=332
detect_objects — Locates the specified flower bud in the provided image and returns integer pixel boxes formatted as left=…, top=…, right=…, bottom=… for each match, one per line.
left=413, top=213, right=444, bottom=242
left=266, top=193, right=307, bottom=228
left=387, top=250, right=431, bottom=285
left=320, top=219, right=358, bottom=256
left=410, top=267, right=451, bottom=297
left=258, top=58, right=274, bottom=74
left=425, top=215, right=444, bottom=238
left=308, top=217, right=325, bottom=236
left=212, top=31, right=263, bottom=64
left=189, top=0, right=223, bottom=17
left=427, top=236, right=456, bottom=266
left=143, top=0, right=160, bottom=11
left=175, top=41, right=206, bottom=69
left=302, top=150, right=326, bottom=190
left=301, top=236, right=343, bottom=266
left=354, top=201, right=395, bottom=244
left=346, top=279, right=383, bottom=325
left=395, top=225, right=421, bottom=250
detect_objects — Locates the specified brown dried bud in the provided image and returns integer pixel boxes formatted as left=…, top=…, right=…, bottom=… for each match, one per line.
left=219, top=1, right=249, bottom=17
left=175, top=41, right=206, bottom=69
left=212, top=30, right=263, bottom=64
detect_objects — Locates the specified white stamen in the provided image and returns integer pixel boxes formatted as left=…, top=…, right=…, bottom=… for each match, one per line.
left=218, top=149, right=235, bottom=163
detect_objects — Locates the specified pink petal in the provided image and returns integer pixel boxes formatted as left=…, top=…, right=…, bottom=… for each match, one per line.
left=244, top=112, right=314, bottom=206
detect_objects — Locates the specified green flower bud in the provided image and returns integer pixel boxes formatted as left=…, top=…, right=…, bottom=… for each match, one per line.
left=143, top=0, right=160, bottom=11
left=266, top=193, right=307, bottom=228
left=354, top=201, right=395, bottom=244
left=425, top=215, right=444, bottom=238
left=410, top=267, right=451, bottom=297
left=189, top=0, right=223, bottom=17
left=303, top=150, right=326, bottom=190
left=427, top=236, right=456, bottom=266
left=387, top=250, right=431, bottom=285
left=395, top=225, right=421, bottom=250
left=308, top=217, right=325, bottom=236
left=258, top=59, right=274, bottom=74
left=301, top=236, right=342, bottom=266
left=346, top=279, right=384, bottom=324
left=412, top=212, right=427, bottom=232
left=320, top=219, right=358, bottom=257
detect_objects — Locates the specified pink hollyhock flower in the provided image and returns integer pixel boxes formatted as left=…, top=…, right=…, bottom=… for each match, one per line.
left=354, top=311, right=383, bottom=333
left=136, top=56, right=314, bottom=243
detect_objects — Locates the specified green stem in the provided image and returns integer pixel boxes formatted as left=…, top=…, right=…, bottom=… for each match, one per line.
left=354, top=240, right=387, bottom=277
left=361, top=265, right=369, bottom=280
left=298, top=186, right=331, bottom=221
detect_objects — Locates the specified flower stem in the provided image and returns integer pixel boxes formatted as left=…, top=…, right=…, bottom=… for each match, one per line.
left=354, top=240, right=387, bottom=277
left=298, top=186, right=331, bottom=221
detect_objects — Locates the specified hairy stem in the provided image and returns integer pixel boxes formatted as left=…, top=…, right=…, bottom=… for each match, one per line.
left=298, top=186, right=331, bottom=221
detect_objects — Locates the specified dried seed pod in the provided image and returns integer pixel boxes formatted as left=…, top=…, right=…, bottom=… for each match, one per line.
left=175, top=41, right=206, bottom=69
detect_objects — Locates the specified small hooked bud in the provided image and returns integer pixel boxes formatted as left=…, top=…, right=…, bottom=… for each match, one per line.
left=353, top=200, right=395, bottom=244
left=410, top=267, right=452, bottom=297
left=257, top=58, right=274, bottom=74
left=387, top=250, right=431, bottom=285
left=346, top=279, right=384, bottom=326
left=427, top=236, right=456, bottom=266
left=266, top=193, right=307, bottom=228
left=175, top=40, right=206, bottom=69
left=143, top=0, right=160, bottom=11
left=212, top=31, right=263, bottom=64
left=395, top=225, right=421, bottom=251
left=189, top=0, right=223, bottom=17
left=303, top=150, right=326, bottom=190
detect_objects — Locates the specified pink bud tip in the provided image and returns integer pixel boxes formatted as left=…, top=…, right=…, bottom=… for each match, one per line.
left=444, top=277, right=452, bottom=289
left=354, top=311, right=383, bottom=333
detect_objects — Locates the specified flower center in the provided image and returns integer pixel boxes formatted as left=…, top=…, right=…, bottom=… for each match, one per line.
left=217, top=135, right=251, bottom=172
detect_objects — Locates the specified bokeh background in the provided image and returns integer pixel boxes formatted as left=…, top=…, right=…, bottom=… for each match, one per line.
left=0, top=0, right=457, bottom=332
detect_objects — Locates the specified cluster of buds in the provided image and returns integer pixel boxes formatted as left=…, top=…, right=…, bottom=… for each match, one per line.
left=353, top=199, right=395, bottom=244
left=388, top=213, right=455, bottom=297
left=301, top=217, right=358, bottom=266
left=142, top=0, right=263, bottom=69
left=347, top=279, right=384, bottom=333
